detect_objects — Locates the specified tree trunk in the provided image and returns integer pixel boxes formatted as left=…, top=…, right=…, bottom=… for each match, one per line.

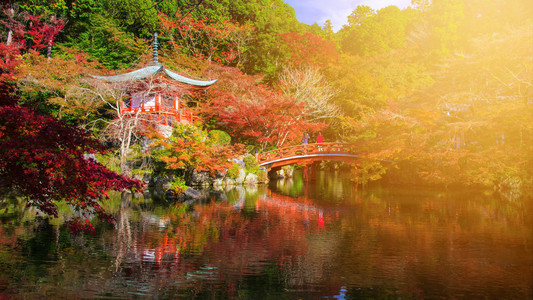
left=47, top=40, right=53, bottom=60
left=6, top=3, right=14, bottom=45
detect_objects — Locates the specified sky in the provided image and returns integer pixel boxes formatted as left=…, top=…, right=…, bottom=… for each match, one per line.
left=283, top=0, right=412, bottom=32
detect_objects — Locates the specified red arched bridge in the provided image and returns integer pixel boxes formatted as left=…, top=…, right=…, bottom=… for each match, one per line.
left=256, top=143, right=360, bottom=171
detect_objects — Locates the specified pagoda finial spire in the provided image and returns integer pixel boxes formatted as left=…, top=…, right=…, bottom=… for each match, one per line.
left=152, top=32, right=160, bottom=66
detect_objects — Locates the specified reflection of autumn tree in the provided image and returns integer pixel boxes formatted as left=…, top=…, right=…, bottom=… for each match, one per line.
left=0, top=186, right=531, bottom=298
left=332, top=188, right=532, bottom=298
left=113, top=193, right=134, bottom=272
left=121, top=188, right=342, bottom=296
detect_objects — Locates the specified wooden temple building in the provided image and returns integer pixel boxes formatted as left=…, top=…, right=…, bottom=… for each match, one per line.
left=93, top=33, right=216, bottom=126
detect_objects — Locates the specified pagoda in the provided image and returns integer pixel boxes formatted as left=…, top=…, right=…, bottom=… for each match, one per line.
left=93, top=33, right=216, bottom=126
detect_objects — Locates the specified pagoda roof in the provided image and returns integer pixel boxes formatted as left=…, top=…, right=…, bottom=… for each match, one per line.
left=93, top=33, right=216, bottom=87
left=92, top=64, right=217, bottom=87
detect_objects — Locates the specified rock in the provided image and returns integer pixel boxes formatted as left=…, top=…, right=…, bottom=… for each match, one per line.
left=231, top=158, right=245, bottom=169
left=213, top=178, right=224, bottom=187
left=184, top=187, right=203, bottom=200
left=224, top=178, right=236, bottom=187
left=212, top=184, right=224, bottom=192
left=244, top=173, right=258, bottom=185
left=149, top=175, right=174, bottom=201
left=189, top=171, right=211, bottom=187
left=235, top=169, right=246, bottom=184
left=150, top=175, right=173, bottom=190
left=162, top=181, right=172, bottom=191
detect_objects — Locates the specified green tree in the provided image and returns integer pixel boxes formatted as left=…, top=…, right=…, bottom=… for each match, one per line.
left=346, top=5, right=375, bottom=27
left=408, top=0, right=464, bottom=60
left=340, top=6, right=414, bottom=57
left=238, top=0, right=303, bottom=81
left=61, top=14, right=146, bottom=69
left=101, top=0, right=160, bottom=38
left=322, top=20, right=334, bottom=41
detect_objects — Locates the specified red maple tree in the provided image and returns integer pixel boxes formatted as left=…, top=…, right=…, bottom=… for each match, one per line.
left=201, top=65, right=326, bottom=150
left=279, top=32, right=339, bottom=68
left=0, top=17, right=143, bottom=234
left=26, top=15, right=64, bottom=56
left=0, top=84, right=143, bottom=233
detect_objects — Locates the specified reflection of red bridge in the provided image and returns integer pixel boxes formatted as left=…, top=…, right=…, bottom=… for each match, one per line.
left=141, top=233, right=180, bottom=265
left=257, top=191, right=335, bottom=230
left=256, top=143, right=359, bottom=172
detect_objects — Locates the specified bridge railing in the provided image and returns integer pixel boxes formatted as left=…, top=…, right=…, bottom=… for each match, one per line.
left=256, top=142, right=357, bottom=165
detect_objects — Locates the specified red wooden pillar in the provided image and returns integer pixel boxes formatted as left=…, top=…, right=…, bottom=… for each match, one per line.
left=173, top=96, right=179, bottom=123
left=155, top=93, right=160, bottom=111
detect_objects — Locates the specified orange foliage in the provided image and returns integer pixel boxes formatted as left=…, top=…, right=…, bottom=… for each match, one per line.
left=279, top=32, right=339, bottom=68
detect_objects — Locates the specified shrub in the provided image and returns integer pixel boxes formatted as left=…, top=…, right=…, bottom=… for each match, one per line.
left=244, top=155, right=259, bottom=174
left=226, top=163, right=240, bottom=179
left=208, top=130, right=231, bottom=145
left=256, top=170, right=268, bottom=183
left=170, top=178, right=188, bottom=194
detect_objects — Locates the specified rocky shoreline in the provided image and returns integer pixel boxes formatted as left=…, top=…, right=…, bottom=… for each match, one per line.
left=143, top=156, right=295, bottom=202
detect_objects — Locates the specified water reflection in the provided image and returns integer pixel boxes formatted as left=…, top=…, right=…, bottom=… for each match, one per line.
left=0, top=171, right=532, bottom=299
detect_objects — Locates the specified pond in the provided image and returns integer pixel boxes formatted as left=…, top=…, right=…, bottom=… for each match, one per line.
left=0, top=170, right=531, bottom=299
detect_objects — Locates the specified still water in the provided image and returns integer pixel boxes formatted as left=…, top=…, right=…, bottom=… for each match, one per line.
left=0, top=170, right=531, bottom=299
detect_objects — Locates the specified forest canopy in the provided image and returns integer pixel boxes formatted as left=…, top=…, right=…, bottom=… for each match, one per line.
left=1, top=0, right=532, bottom=200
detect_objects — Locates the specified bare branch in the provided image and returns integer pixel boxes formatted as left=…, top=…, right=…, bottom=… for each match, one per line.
left=279, top=66, right=342, bottom=124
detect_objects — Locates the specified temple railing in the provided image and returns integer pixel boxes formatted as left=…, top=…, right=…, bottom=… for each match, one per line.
left=121, top=107, right=197, bottom=125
